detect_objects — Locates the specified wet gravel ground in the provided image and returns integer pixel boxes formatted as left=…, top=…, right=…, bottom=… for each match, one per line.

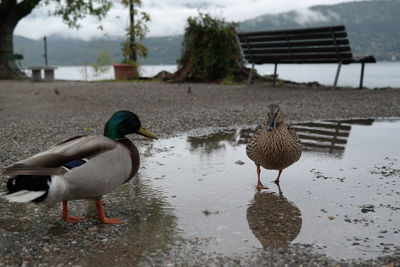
left=1, top=80, right=400, bottom=266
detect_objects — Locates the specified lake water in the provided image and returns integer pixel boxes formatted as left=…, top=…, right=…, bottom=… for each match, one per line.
left=26, top=62, right=400, bottom=88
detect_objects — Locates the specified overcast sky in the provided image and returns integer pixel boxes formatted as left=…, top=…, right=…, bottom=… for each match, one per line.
left=14, top=0, right=360, bottom=40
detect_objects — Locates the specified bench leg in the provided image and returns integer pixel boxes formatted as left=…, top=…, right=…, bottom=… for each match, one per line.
left=248, top=63, right=255, bottom=86
left=44, top=69, right=55, bottom=81
left=31, top=69, right=42, bottom=82
left=359, top=62, right=365, bottom=89
left=333, top=62, right=342, bottom=88
left=273, top=63, right=278, bottom=86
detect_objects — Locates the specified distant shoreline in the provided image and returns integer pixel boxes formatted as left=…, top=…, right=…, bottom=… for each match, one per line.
left=19, top=62, right=400, bottom=88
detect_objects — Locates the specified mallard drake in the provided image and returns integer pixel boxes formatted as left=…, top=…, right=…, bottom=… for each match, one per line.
left=246, top=104, right=302, bottom=190
left=1, top=110, right=157, bottom=224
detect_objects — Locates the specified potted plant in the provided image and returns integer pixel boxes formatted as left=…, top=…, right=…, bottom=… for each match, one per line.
left=113, top=0, right=150, bottom=80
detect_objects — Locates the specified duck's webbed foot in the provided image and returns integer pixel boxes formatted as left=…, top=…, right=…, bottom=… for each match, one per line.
left=62, top=201, right=88, bottom=223
left=64, top=216, right=89, bottom=223
left=96, top=199, right=127, bottom=224
left=256, top=165, right=268, bottom=191
left=256, top=182, right=269, bottom=191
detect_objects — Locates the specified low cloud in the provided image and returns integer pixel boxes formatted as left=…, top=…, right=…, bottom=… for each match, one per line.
left=294, top=8, right=331, bottom=26
left=14, top=0, right=355, bottom=40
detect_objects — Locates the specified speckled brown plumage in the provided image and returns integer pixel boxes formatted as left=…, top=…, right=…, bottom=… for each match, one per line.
left=246, top=104, right=302, bottom=189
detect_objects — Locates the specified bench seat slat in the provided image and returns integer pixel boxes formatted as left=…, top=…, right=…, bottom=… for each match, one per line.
left=351, top=55, right=376, bottom=63
left=247, top=55, right=375, bottom=64
left=250, top=58, right=356, bottom=64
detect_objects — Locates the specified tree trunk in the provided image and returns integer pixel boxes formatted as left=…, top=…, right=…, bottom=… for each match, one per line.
left=0, top=0, right=40, bottom=79
left=0, top=24, right=26, bottom=79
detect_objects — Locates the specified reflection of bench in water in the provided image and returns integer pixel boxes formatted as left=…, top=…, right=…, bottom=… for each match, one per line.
left=238, top=119, right=374, bottom=157
left=187, top=119, right=374, bottom=157
left=292, top=119, right=374, bottom=156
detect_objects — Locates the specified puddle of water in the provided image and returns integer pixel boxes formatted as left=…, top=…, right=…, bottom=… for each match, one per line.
left=141, top=119, right=400, bottom=260
left=1, top=119, right=398, bottom=263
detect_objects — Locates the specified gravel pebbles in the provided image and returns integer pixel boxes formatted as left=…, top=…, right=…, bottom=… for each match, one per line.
left=1, top=80, right=400, bottom=266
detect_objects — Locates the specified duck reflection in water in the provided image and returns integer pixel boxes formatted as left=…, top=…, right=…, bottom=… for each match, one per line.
left=247, top=186, right=302, bottom=249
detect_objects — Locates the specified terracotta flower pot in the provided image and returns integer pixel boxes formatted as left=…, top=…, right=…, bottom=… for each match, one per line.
left=113, top=63, right=138, bottom=80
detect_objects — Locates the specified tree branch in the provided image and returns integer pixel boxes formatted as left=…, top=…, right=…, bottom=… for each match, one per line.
left=0, top=0, right=17, bottom=15
left=16, top=0, right=42, bottom=20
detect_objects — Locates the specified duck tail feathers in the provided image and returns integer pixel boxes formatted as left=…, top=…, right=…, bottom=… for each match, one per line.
left=2, top=190, right=47, bottom=203
left=3, top=175, right=51, bottom=203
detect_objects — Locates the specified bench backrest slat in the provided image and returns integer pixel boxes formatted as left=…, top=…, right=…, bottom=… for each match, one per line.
left=239, top=32, right=347, bottom=43
left=242, top=46, right=351, bottom=55
left=241, top=39, right=350, bottom=49
left=237, top=25, right=346, bottom=38
left=248, top=52, right=353, bottom=63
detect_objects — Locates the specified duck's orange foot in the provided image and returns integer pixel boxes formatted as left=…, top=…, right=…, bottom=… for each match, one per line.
left=99, top=217, right=127, bottom=224
left=95, top=200, right=127, bottom=224
left=63, top=216, right=88, bottom=223
left=256, top=183, right=269, bottom=191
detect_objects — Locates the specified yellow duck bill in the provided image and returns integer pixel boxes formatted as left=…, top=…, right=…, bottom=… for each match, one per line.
left=138, top=126, right=158, bottom=139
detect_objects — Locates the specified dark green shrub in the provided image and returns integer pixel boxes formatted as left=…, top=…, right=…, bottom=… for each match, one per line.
left=176, top=13, right=245, bottom=82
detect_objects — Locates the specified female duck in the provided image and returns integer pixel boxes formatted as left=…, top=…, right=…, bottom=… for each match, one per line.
left=2, top=110, right=156, bottom=224
left=246, top=104, right=302, bottom=190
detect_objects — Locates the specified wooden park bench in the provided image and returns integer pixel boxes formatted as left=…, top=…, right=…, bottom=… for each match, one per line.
left=237, top=25, right=376, bottom=88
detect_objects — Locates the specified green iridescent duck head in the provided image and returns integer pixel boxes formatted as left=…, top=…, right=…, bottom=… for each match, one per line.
left=104, top=110, right=157, bottom=140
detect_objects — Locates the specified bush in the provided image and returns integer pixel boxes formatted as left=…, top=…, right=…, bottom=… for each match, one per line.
left=175, top=13, right=245, bottom=82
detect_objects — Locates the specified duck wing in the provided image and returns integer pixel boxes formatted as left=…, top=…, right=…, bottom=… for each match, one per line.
left=3, top=135, right=116, bottom=176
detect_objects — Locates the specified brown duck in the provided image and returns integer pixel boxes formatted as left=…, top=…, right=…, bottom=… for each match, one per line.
left=246, top=104, right=302, bottom=190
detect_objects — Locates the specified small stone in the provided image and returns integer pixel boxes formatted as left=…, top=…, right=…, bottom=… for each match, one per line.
left=328, top=216, right=335, bottom=220
left=277, top=247, right=286, bottom=254
left=235, top=160, right=245, bottom=165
